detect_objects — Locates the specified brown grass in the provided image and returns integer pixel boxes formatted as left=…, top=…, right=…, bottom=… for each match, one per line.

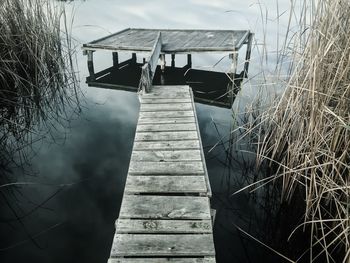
left=246, top=0, right=350, bottom=262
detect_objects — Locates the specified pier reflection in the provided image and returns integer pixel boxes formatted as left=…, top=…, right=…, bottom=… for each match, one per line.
left=86, top=60, right=244, bottom=108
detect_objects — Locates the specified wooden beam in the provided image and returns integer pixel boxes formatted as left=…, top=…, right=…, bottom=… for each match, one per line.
left=111, top=234, right=215, bottom=257
left=87, top=50, right=95, bottom=81
left=135, top=131, right=198, bottom=141
left=187, top=54, right=192, bottom=67
left=131, top=53, right=137, bottom=64
left=119, top=195, right=211, bottom=220
left=116, top=219, right=212, bottom=234
left=112, top=52, right=119, bottom=67
left=243, top=32, right=254, bottom=78
left=171, top=54, right=175, bottom=67
left=229, top=52, right=238, bottom=76
left=131, top=150, right=201, bottom=162
left=160, top=54, right=166, bottom=72
left=124, top=176, right=207, bottom=194
left=133, top=140, right=200, bottom=151
left=138, top=32, right=162, bottom=93
left=108, top=258, right=216, bottom=263
left=189, top=89, right=212, bottom=197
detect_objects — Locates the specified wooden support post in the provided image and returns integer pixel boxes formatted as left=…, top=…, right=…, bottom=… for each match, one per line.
left=227, top=52, right=239, bottom=105
left=160, top=54, right=166, bottom=72
left=229, top=52, right=238, bottom=77
left=87, top=50, right=95, bottom=81
left=171, top=54, right=175, bottom=67
left=131, top=53, right=137, bottom=64
left=112, top=52, right=119, bottom=68
left=160, top=54, right=165, bottom=84
left=243, top=32, right=254, bottom=78
left=187, top=54, right=192, bottom=68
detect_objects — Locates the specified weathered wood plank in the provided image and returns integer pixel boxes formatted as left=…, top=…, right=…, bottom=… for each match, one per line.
left=124, top=176, right=207, bottom=193
left=135, top=131, right=198, bottom=141
left=116, top=219, right=212, bottom=234
left=106, top=85, right=215, bottom=262
left=140, top=103, right=192, bottom=112
left=131, top=150, right=201, bottom=162
left=141, top=98, right=192, bottom=104
left=151, top=85, right=190, bottom=91
left=119, top=195, right=211, bottom=219
left=128, top=161, right=204, bottom=175
left=139, top=32, right=162, bottom=93
left=138, top=117, right=195, bottom=124
left=190, top=88, right=212, bottom=197
left=133, top=140, right=200, bottom=150
left=137, top=123, right=196, bottom=132
left=111, top=234, right=215, bottom=257
left=142, top=92, right=191, bottom=99
left=84, top=28, right=249, bottom=54
left=108, top=258, right=216, bottom=263
left=139, top=111, right=194, bottom=118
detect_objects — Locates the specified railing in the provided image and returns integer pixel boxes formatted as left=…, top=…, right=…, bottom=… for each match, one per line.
left=138, top=32, right=162, bottom=93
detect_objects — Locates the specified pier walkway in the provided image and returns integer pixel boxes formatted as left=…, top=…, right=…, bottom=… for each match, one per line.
left=108, top=85, right=215, bottom=263
left=83, top=28, right=254, bottom=263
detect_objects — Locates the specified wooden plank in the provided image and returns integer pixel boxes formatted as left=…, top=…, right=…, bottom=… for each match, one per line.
left=133, top=140, right=200, bottom=150
left=138, top=117, right=195, bottom=124
left=141, top=98, right=192, bottom=104
left=137, top=123, right=196, bottom=132
left=139, top=111, right=194, bottom=118
left=124, top=176, right=207, bottom=193
left=135, top=131, right=198, bottom=141
left=140, top=103, right=192, bottom=112
left=111, top=234, right=215, bottom=257
left=151, top=85, right=189, bottom=91
left=139, top=32, right=162, bottom=93
left=119, top=195, right=211, bottom=219
left=142, top=85, right=190, bottom=98
left=128, top=161, right=204, bottom=175
left=243, top=32, right=253, bottom=77
left=84, top=28, right=250, bottom=53
left=116, top=219, right=212, bottom=233
left=131, top=150, right=201, bottom=162
left=142, top=92, right=190, bottom=99
left=85, top=28, right=130, bottom=45
left=108, top=258, right=215, bottom=263
left=190, top=89, right=212, bottom=197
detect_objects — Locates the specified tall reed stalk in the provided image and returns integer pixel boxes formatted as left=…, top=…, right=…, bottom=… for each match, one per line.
left=247, top=0, right=350, bottom=261
left=0, top=0, right=79, bottom=177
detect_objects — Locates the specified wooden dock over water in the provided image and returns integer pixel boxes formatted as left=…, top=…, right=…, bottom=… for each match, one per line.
left=83, top=28, right=254, bottom=263
left=108, top=85, right=215, bottom=262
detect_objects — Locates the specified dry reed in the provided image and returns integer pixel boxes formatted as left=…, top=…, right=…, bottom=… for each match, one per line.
left=0, top=0, right=79, bottom=177
left=246, top=0, right=350, bottom=262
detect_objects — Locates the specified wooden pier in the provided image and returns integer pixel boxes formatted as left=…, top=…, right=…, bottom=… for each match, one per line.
left=83, top=28, right=253, bottom=108
left=83, top=28, right=254, bottom=262
left=107, top=85, right=215, bottom=262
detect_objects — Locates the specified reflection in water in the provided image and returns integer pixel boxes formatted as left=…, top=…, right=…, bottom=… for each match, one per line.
left=87, top=61, right=244, bottom=108
left=0, top=0, right=307, bottom=263
left=0, top=90, right=139, bottom=262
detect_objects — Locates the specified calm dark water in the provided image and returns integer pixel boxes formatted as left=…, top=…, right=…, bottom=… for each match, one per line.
left=0, top=1, right=301, bottom=262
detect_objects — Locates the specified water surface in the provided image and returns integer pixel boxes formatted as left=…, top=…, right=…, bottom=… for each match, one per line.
left=0, top=1, right=299, bottom=262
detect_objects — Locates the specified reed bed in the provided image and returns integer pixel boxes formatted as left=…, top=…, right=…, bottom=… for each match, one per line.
left=245, top=0, right=350, bottom=262
left=0, top=0, right=79, bottom=176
